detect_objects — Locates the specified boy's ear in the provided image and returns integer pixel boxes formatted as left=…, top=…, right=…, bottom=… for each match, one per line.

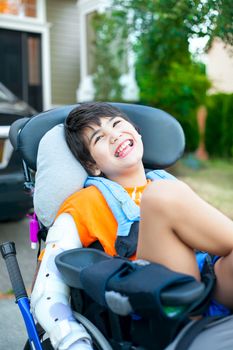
left=87, top=162, right=101, bottom=176
left=92, top=167, right=101, bottom=176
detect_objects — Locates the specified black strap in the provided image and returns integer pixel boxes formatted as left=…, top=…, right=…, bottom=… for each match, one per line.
left=37, top=225, right=48, bottom=260
left=88, top=240, right=104, bottom=251
left=190, top=254, right=216, bottom=316
left=115, top=221, right=139, bottom=258
left=175, top=316, right=222, bottom=350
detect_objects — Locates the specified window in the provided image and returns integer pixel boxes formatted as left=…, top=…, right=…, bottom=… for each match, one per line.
left=28, top=36, right=41, bottom=85
left=0, top=0, right=37, bottom=18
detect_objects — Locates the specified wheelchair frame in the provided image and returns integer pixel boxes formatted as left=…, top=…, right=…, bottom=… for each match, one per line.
left=0, top=103, right=219, bottom=350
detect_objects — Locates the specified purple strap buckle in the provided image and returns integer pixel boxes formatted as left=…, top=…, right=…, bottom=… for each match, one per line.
left=27, top=213, right=40, bottom=249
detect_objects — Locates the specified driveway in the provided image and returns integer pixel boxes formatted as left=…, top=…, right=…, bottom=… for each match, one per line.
left=0, top=218, right=38, bottom=349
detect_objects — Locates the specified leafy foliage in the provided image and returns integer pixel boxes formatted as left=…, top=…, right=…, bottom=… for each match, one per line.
left=205, top=94, right=233, bottom=158
left=92, top=11, right=128, bottom=101
left=207, top=0, right=233, bottom=48
left=92, top=0, right=232, bottom=151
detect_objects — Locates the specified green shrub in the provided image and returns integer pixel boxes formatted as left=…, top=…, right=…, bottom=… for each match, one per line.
left=138, top=62, right=209, bottom=152
left=205, top=94, right=233, bottom=158
left=92, top=6, right=210, bottom=153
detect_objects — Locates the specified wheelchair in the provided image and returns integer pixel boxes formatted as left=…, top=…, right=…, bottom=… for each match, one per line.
left=1, top=103, right=233, bottom=350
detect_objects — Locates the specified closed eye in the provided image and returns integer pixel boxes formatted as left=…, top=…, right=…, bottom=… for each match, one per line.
left=113, top=119, right=122, bottom=127
left=94, top=134, right=103, bottom=144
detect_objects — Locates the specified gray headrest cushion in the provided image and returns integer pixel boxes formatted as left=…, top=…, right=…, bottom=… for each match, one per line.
left=34, top=124, right=88, bottom=227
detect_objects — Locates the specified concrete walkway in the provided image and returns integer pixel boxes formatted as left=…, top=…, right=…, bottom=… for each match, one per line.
left=0, top=219, right=38, bottom=349
left=0, top=298, right=29, bottom=349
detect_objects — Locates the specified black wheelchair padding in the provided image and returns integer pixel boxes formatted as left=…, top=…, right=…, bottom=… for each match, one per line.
left=11, top=103, right=185, bottom=171
left=56, top=248, right=206, bottom=350
left=9, top=117, right=29, bottom=150
left=55, top=248, right=205, bottom=308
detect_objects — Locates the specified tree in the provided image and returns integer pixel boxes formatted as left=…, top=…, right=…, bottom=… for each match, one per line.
left=92, top=11, right=127, bottom=101
left=92, top=0, right=232, bottom=150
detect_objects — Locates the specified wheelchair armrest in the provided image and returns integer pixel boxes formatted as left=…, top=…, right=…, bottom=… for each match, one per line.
left=55, top=248, right=111, bottom=289
left=160, top=280, right=205, bottom=306
left=55, top=249, right=205, bottom=307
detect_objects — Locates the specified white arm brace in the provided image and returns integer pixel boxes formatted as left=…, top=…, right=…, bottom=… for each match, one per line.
left=30, top=213, right=93, bottom=350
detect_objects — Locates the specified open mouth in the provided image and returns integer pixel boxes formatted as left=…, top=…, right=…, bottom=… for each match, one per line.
left=114, top=139, right=134, bottom=158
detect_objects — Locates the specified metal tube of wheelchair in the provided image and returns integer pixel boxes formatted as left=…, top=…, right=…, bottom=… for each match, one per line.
left=0, top=242, right=43, bottom=350
left=22, top=159, right=34, bottom=194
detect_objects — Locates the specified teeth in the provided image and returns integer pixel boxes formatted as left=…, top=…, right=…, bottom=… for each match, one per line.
left=115, top=140, right=133, bottom=157
left=118, top=140, right=130, bottom=152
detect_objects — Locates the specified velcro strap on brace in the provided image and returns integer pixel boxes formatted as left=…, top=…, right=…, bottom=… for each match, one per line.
left=50, top=319, right=91, bottom=350
left=43, top=277, right=70, bottom=296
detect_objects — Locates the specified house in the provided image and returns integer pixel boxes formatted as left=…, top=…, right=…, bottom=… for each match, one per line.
left=0, top=1, right=231, bottom=112
left=76, top=0, right=138, bottom=103
left=206, top=38, right=233, bottom=94
left=0, top=0, right=48, bottom=111
left=0, top=0, right=80, bottom=111
left=0, top=0, right=138, bottom=111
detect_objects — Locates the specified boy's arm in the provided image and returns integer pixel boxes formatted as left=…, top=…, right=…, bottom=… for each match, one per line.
left=30, top=213, right=93, bottom=350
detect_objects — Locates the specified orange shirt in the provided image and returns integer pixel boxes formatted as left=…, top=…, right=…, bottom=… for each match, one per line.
left=57, top=182, right=149, bottom=257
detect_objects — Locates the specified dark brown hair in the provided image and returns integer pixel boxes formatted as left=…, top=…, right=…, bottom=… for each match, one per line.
left=64, top=102, right=133, bottom=175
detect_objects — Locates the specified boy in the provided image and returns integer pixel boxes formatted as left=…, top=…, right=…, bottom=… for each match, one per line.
left=31, top=102, right=233, bottom=350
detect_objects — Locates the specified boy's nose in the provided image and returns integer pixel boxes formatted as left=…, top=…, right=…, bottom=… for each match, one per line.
left=110, top=131, right=121, bottom=144
left=110, top=136, right=117, bottom=144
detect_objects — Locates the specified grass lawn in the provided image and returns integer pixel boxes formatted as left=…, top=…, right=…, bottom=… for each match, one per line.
left=170, top=156, right=233, bottom=219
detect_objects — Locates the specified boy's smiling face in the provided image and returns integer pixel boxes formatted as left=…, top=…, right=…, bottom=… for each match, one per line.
left=83, top=116, right=145, bottom=184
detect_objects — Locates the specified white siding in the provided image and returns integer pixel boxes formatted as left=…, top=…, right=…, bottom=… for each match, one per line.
left=207, top=39, right=233, bottom=93
left=47, top=0, right=80, bottom=105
